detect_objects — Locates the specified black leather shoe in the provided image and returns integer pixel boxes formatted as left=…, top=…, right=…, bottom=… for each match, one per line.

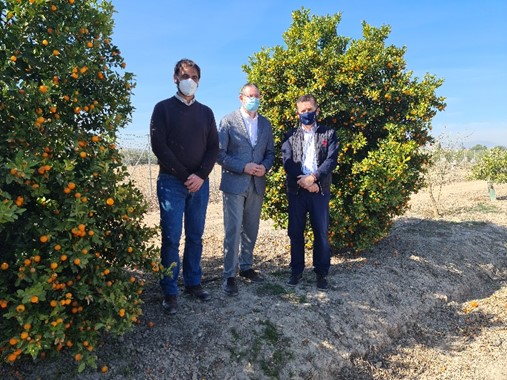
left=162, top=295, right=178, bottom=314
left=223, top=277, right=239, bottom=296
left=316, top=274, right=328, bottom=291
left=287, top=273, right=303, bottom=287
left=184, top=284, right=211, bottom=301
left=239, top=269, right=264, bottom=283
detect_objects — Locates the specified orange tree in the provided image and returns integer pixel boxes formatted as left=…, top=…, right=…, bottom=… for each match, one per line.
left=0, top=0, right=157, bottom=371
left=245, top=8, right=445, bottom=251
left=470, top=147, right=507, bottom=185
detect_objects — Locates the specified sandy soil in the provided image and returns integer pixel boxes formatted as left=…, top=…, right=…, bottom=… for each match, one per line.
left=2, top=165, right=506, bottom=380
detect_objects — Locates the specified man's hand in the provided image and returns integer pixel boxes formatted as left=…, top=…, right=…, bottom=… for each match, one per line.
left=308, top=183, right=320, bottom=193
left=297, top=174, right=316, bottom=189
left=185, top=174, right=204, bottom=193
left=244, top=163, right=266, bottom=177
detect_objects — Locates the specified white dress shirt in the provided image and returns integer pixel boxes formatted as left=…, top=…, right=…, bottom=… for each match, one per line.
left=302, top=124, right=318, bottom=175
left=240, top=107, right=258, bottom=146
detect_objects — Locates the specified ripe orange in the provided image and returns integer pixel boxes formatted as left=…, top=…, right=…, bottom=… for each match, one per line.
left=16, top=304, right=25, bottom=313
left=74, top=353, right=82, bottom=361
left=101, top=366, right=108, bottom=373
left=60, top=255, right=68, bottom=262
left=31, top=296, right=39, bottom=303
left=1, top=262, right=9, bottom=270
left=39, top=85, right=48, bottom=93
left=54, top=244, right=61, bottom=251
left=106, top=198, right=114, bottom=206
left=73, top=258, right=81, bottom=266
left=9, top=338, right=18, bottom=346
left=50, top=262, right=58, bottom=270
left=40, top=235, right=49, bottom=243
left=119, top=309, right=125, bottom=317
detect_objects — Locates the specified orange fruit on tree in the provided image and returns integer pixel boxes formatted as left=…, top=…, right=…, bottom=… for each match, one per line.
left=106, top=198, right=114, bottom=206
left=1, top=262, right=8, bottom=270
left=40, top=235, right=49, bottom=243
left=39, top=85, right=48, bottom=93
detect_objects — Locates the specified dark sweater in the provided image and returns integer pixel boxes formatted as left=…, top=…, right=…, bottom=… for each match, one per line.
left=150, top=96, right=219, bottom=182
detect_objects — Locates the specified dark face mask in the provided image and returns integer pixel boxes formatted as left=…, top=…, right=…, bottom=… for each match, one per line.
left=299, top=111, right=317, bottom=126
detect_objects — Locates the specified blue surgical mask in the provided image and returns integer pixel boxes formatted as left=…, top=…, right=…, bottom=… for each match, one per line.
left=243, top=97, right=260, bottom=112
left=299, top=111, right=317, bottom=126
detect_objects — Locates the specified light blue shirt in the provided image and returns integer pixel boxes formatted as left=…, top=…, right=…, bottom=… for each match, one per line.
left=240, top=107, right=258, bottom=146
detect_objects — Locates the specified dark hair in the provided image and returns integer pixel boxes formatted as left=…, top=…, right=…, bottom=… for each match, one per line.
left=296, top=94, right=318, bottom=108
left=173, top=58, right=201, bottom=79
left=240, top=83, right=259, bottom=95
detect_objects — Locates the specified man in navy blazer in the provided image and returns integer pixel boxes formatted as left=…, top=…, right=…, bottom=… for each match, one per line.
left=217, top=83, right=275, bottom=296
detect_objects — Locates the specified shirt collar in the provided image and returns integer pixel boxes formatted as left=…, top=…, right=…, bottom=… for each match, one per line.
left=301, top=123, right=318, bottom=133
left=175, top=92, right=196, bottom=106
left=240, top=107, right=258, bottom=120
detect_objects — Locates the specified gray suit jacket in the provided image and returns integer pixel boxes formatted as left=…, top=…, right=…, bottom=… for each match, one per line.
left=217, top=109, right=275, bottom=195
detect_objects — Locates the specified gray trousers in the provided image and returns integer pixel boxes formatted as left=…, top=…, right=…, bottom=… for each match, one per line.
left=222, top=179, right=263, bottom=279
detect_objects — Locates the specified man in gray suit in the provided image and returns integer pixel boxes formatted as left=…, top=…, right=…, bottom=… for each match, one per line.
left=217, top=83, right=275, bottom=296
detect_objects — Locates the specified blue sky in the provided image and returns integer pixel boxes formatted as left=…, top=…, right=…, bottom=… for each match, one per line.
left=111, top=1, right=507, bottom=148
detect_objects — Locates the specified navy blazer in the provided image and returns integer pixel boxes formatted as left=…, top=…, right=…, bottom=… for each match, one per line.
left=282, top=124, right=339, bottom=193
left=217, top=109, right=275, bottom=195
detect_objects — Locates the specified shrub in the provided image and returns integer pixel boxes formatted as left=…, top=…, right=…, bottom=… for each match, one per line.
left=0, top=0, right=157, bottom=371
left=470, top=147, right=507, bottom=184
left=245, top=8, right=445, bottom=251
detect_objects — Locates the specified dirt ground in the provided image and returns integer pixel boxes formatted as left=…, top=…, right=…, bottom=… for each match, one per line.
left=2, top=165, right=506, bottom=379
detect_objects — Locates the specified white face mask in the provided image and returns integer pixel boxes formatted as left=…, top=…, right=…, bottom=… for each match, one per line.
left=178, top=78, right=198, bottom=97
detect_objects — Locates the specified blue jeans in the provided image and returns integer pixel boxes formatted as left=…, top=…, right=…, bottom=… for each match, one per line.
left=157, top=173, right=209, bottom=296
left=222, top=178, right=263, bottom=279
left=287, top=190, right=331, bottom=276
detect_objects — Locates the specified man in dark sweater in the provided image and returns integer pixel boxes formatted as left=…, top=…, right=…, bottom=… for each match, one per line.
left=150, top=58, right=219, bottom=314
